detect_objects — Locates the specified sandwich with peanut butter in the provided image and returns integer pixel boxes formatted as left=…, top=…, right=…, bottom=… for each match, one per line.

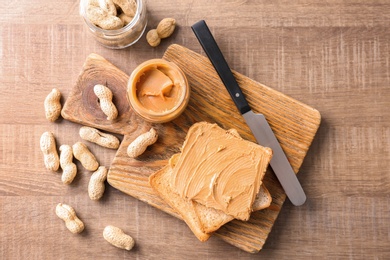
left=149, top=122, right=273, bottom=241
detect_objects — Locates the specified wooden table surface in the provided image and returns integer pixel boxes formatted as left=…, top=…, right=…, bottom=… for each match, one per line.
left=1, top=1, right=389, bottom=259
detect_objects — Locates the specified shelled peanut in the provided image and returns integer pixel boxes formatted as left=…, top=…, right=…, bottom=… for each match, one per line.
left=127, top=128, right=158, bottom=158
left=40, top=132, right=60, bottom=172
left=79, top=126, right=120, bottom=149
left=88, top=166, right=108, bottom=200
left=85, top=0, right=137, bottom=30
left=59, top=145, right=77, bottom=184
left=44, top=88, right=62, bottom=122
left=94, top=84, right=118, bottom=121
left=146, top=18, right=176, bottom=47
left=56, top=203, right=85, bottom=234
left=72, top=142, right=99, bottom=171
left=103, top=225, right=135, bottom=250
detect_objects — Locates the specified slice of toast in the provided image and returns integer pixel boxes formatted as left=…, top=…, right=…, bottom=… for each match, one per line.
left=149, top=154, right=211, bottom=242
left=149, top=153, right=272, bottom=241
left=169, top=151, right=272, bottom=234
left=170, top=122, right=273, bottom=221
left=252, top=185, right=272, bottom=211
left=194, top=185, right=272, bottom=234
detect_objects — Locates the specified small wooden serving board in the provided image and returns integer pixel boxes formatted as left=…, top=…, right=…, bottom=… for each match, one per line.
left=62, top=44, right=321, bottom=253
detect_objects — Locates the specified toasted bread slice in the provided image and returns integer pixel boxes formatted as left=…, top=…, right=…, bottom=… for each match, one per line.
left=170, top=122, right=273, bottom=221
left=194, top=185, right=272, bottom=234
left=252, top=185, right=272, bottom=211
left=149, top=153, right=272, bottom=241
left=149, top=155, right=211, bottom=242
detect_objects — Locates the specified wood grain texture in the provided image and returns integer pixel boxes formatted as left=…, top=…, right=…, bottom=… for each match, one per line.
left=61, top=53, right=137, bottom=135
left=60, top=44, right=320, bottom=253
left=1, top=0, right=390, bottom=259
left=106, top=44, right=319, bottom=253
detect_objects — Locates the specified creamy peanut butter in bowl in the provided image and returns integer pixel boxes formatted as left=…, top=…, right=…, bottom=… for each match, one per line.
left=127, top=59, right=190, bottom=123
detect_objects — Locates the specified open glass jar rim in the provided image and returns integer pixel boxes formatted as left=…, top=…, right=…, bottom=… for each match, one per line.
left=79, top=0, right=141, bottom=34
left=127, top=59, right=190, bottom=123
left=79, top=0, right=147, bottom=48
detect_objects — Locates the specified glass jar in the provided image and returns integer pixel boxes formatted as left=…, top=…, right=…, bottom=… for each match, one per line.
left=79, top=0, right=147, bottom=49
left=127, top=59, right=190, bottom=123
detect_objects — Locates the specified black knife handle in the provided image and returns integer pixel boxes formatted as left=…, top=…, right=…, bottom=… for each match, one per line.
left=191, top=20, right=251, bottom=115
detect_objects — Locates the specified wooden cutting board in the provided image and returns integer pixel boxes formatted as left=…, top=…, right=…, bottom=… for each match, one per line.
left=62, top=44, right=321, bottom=253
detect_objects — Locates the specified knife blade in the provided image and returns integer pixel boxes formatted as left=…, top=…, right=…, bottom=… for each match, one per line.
left=191, top=20, right=306, bottom=206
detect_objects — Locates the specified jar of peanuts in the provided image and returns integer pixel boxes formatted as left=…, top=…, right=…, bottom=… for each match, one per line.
left=79, top=0, right=147, bottom=49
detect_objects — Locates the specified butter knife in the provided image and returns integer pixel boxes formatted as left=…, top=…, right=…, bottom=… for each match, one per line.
left=191, top=20, right=306, bottom=206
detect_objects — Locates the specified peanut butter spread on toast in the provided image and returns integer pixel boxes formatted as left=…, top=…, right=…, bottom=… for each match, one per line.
left=170, top=122, right=272, bottom=221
